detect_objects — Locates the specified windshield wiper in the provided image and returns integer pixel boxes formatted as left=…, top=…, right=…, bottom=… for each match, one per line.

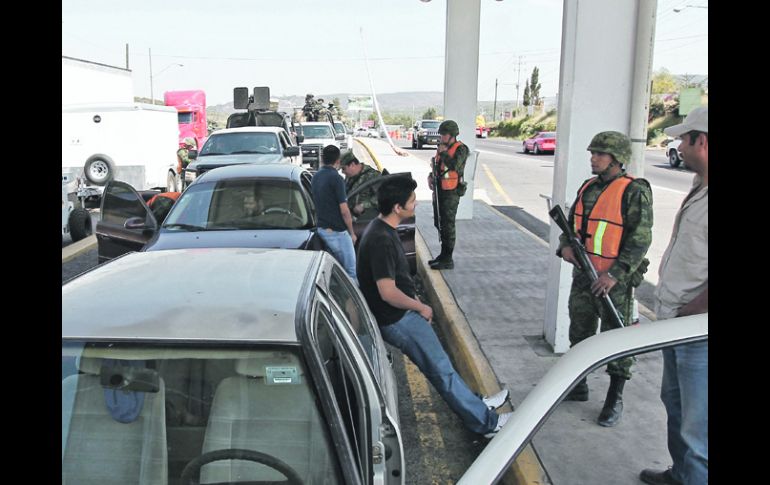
left=163, top=223, right=206, bottom=231
left=201, top=151, right=225, bottom=156
left=230, top=150, right=257, bottom=154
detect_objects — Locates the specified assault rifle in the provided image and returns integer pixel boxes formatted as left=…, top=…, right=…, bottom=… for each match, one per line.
left=549, top=205, right=624, bottom=329
left=430, top=153, right=442, bottom=240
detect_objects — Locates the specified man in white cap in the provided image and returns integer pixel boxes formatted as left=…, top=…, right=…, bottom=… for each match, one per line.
left=640, top=105, right=708, bottom=485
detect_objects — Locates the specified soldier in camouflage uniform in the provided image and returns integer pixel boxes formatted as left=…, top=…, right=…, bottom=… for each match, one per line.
left=558, top=131, right=653, bottom=427
left=303, top=94, right=316, bottom=121
left=176, top=137, right=196, bottom=174
left=340, top=150, right=382, bottom=220
left=426, top=120, right=468, bottom=270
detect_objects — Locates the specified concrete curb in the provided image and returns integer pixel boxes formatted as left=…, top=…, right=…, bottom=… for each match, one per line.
left=62, top=235, right=97, bottom=263
left=416, top=230, right=550, bottom=485
left=353, top=138, right=384, bottom=172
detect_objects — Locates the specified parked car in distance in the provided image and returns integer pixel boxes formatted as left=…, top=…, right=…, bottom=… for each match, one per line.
left=184, top=127, right=302, bottom=187
left=475, top=125, right=489, bottom=138
left=412, top=120, right=441, bottom=149
left=667, top=138, right=683, bottom=168
left=96, top=163, right=321, bottom=263
left=333, top=122, right=352, bottom=150
left=354, top=127, right=369, bottom=137
left=523, top=131, right=556, bottom=155
left=62, top=247, right=405, bottom=485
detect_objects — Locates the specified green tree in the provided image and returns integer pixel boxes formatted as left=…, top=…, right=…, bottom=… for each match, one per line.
left=651, top=68, right=678, bottom=94
left=530, top=67, right=542, bottom=107
left=523, top=84, right=531, bottom=107
left=422, top=107, right=437, bottom=119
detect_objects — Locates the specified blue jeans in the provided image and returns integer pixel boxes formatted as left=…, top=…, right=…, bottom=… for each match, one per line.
left=379, top=310, right=498, bottom=435
left=318, top=228, right=357, bottom=284
left=661, top=341, right=708, bottom=485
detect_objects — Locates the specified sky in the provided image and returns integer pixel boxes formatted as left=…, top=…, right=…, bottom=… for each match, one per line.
left=61, top=0, right=708, bottom=106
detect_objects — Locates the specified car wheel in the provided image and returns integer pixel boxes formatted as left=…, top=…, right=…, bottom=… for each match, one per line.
left=166, top=170, right=178, bottom=192
left=69, top=208, right=93, bottom=242
left=534, top=144, right=541, bottom=155
left=669, top=150, right=682, bottom=168
left=84, top=154, right=116, bottom=186
left=523, top=143, right=529, bottom=154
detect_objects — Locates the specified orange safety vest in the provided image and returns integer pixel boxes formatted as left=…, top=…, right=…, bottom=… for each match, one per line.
left=147, top=191, right=180, bottom=208
left=436, top=141, right=463, bottom=190
left=573, top=176, right=634, bottom=273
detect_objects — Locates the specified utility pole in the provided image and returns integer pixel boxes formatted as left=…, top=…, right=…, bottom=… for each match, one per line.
left=125, top=44, right=129, bottom=70
left=492, top=78, right=498, bottom=122
left=515, top=56, right=522, bottom=116
left=149, top=48, right=154, bottom=105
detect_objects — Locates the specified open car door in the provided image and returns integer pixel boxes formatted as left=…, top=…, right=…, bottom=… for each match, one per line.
left=95, top=181, right=160, bottom=263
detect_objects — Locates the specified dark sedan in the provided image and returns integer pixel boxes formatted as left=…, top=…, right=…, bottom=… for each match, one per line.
left=96, top=164, right=321, bottom=263
left=95, top=164, right=416, bottom=273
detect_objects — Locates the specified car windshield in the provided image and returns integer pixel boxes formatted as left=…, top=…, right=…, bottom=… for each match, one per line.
left=421, top=121, right=440, bottom=129
left=162, top=178, right=312, bottom=230
left=200, top=132, right=280, bottom=155
left=62, top=341, right=344, bottom=484
left=303, top=126, right=333, bottom=139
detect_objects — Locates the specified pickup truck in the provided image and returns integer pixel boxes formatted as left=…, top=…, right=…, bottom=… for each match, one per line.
left=298, top=121, right=345, bottom=169
left=411, top=120, right=441, bottom=149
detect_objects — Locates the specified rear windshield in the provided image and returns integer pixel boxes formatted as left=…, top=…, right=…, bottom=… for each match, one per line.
left=540, top=132, right=556, bottom=139
left=62, top=342, right=343, bottom=484
left=200, top=132, right=280, bottom=155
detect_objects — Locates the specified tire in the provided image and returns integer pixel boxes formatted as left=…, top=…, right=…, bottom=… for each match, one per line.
left=69, top=208, right=93, bottom=242
left=523, top=143, right=529, bottom=154
left=84, top=154, right=116, bottom=186
left=668, top=150, right=681, bottom=168
left=534, top=144, right=541, bottom=155
left=166, top=170, right=178, bottom=192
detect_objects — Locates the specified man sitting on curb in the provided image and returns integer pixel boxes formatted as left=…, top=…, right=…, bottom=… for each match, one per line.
left=357, top=174, right=511, bottom=438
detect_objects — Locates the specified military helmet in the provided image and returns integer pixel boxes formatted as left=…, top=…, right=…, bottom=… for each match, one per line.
left=340, top=150, right=358, bottom=166
left=306, top=93, right=314, bottom=98
left=438, top=120, right=459, bottom=137
left=183, top=137, right=196, bottom=147
left=586, top=131, right=631, bottom=166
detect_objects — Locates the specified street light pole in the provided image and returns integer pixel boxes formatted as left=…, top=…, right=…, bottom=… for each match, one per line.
left=149, top=48, right=154, bottom=104
left=493, top=78, right=498, bottom=122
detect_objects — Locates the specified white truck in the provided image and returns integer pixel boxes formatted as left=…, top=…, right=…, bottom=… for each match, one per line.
left=62, top=102, right=180, bottom=205
left=62, top=173, right=92, bottom=244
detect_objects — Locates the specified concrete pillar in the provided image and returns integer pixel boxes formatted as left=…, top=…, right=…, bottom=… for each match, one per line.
left=443, top=0, right=480, bottom=220
left=544, top=0, right=654, bottom=353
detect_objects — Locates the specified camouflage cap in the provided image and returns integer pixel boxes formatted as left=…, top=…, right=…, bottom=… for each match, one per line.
left=183, top=137, right=196, bottom=147
left=586, top=131, right=631, bottom=165
left=340, top=150, right=359, bottom=166
left=438, top=120, right=459, bottom=137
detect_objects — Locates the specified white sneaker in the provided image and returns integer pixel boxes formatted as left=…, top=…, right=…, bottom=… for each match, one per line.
left=484, top=411, right=513, bottom=438
left=482, top=389, right=510, bottom=411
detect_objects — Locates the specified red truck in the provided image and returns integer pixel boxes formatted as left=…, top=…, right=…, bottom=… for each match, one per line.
left=164, top=90, right=208, bottom=149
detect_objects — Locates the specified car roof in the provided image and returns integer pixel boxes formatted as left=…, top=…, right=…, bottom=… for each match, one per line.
left=62, top=248, right=321, bottom=342
left=196, top=163, right=305, bottom=182
left=302, top=122, right=333, bottom=126
left=210, top=126, right=284, bottom=135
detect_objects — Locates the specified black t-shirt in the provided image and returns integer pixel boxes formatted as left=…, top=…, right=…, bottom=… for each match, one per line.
left=357, top=218, right=416, bottom=326
left=311, top=165, right=347, bottom=231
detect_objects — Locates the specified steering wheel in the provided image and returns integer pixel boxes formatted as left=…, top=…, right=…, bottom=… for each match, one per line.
left=180, top=448, right=302, bottom=485
left=261, top=206, right=305, bottom=223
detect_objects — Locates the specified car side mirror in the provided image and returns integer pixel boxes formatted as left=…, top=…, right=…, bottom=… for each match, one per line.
left=296, top=135, right=305, bottom=143
left=188, top=149, right=198, bottom=160
left=283, top=146, right=300, bottom=157
left=124, top=217, right=149, bottom=230
left=335, top=133, right=346, bottom=141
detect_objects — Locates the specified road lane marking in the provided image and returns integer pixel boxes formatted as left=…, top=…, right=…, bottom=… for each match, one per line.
left=481, top=163, right=514, bottom=205
left=403, top=354, right=451, bottom=484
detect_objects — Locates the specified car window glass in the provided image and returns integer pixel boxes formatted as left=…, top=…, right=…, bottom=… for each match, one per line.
left=421, top=121, right=440, bottom=129
left=315, top=309, right=369, bottom=481
left=62, top=341, right=343, bottom=484
left=303, top=126, right=333, bottom=139
left=328, top=268, right=379, bottom=374
left=163, top=179, right=311, bottom=230
left=199, top=132, right=279, bottom=155
left=278, top=132, right=289, bottom=149
left=101, top=183, right=149, bottom=224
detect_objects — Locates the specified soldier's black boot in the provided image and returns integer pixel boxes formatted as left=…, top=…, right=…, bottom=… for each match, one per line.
left=427, top=250, right=444, bottom=266
left=430, top=245, right=454, bottom=270
left=597, top=376, right=625, bottom=427
left=564, top=377, right=589, bottom=401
